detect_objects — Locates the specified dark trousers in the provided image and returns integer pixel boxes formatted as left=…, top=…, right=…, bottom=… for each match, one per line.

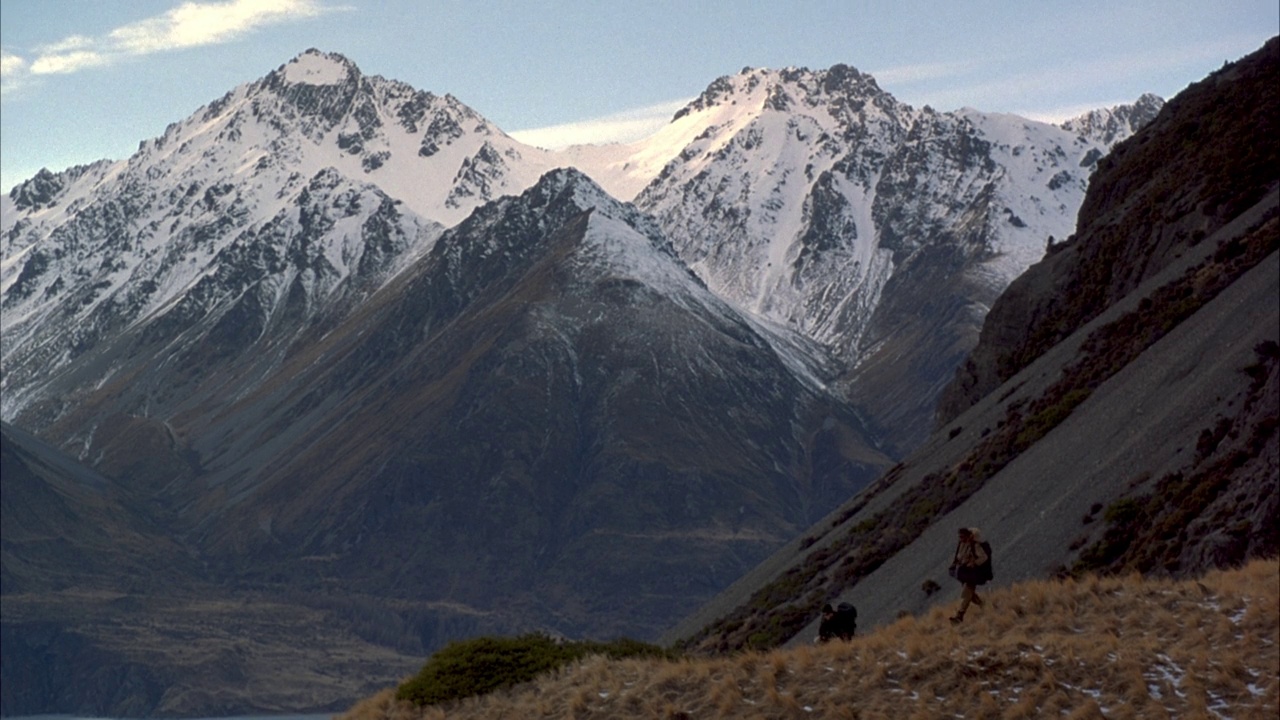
left=957, top=582, right=983, bottom=616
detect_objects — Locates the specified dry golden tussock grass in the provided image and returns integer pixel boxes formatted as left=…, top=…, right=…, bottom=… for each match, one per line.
left=340, top=559, right=1279, bottom=720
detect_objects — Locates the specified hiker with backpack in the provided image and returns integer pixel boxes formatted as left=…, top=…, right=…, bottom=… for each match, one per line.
left=816, top=601, right=857, bottom=642
left=948, top=527, right=992, bottom=624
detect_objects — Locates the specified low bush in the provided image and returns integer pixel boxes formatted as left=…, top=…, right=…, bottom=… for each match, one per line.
left=397, top=633, right=674, bottom=706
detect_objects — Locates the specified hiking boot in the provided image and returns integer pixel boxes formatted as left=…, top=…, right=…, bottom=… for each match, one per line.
left=949, top=615, right=963, bottom=625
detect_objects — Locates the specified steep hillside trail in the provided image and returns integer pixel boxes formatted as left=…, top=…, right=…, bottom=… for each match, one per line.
left=341, top=559, right=1279, bottom=719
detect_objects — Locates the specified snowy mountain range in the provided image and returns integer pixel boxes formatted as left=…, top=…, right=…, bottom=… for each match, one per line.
left=1, top=48, right=1166, bottom=715
left=2, top=49, right=1159, bottom=445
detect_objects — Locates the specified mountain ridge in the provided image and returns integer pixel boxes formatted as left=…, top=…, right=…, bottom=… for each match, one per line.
left=3, top=51, right=1159, bottom=453
left=1, top=48, right=1177, bottom=717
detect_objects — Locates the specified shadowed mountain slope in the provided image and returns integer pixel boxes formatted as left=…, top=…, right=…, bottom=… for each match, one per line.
left=176, top=169, right=889, bottom=642
left=0, top=421, right=192, bottom=594
left=938, top=36, right=1280, bottom=424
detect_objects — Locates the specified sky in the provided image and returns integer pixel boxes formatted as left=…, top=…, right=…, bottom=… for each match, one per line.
left=1, top=1, right=1276, bottom=193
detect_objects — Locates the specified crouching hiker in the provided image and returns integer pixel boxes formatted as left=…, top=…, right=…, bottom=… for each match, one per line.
left=948, top=527, right=992, bottom=624
left=816, top=602, right=857, bottom=642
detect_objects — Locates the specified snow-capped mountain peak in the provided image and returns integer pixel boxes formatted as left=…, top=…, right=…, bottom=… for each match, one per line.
left=278, top=47, right=355, bottom=86
left=1059, top=93, right=1165, bottom=147
left=520, top=168, right=690, bottom=288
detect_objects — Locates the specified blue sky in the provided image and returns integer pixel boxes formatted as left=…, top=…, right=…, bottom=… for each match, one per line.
left=1, top=0, right=1276, bottom=192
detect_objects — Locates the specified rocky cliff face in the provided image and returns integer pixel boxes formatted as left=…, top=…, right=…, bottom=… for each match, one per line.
left=937, top=38, right=1280, bottom=425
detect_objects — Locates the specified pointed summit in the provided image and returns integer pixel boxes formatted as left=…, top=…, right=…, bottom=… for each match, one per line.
left=674, top=63, right=898, bottom=122
left=439, top=166, right=675, bottom=286
left=260, top=48, right=367, bottom=128
left=277, top=48, right=359, bottom=87
left=520, top=167, right=643, bottom=222
left=1060, top=93, right=1165, bottom=146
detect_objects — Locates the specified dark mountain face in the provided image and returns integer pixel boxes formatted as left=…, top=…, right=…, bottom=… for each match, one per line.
left=177, top=170, right=888, bottom=638
left=666, top=38, right=1279, bottom=655
left=0, top=421, right=192, bottom=595
left=1, top=171, right=890, bottom=715
left=2, top=423, right=189, bottom=717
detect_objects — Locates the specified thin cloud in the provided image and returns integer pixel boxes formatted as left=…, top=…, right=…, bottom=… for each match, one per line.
left=903, top=37, right=1264, bottom=116
left=37, top=35, right=96, bottom=54
left=1, top=48, right=32, bottom=95
left=30, top=50, right=112, bottom=75
left=509, top=98, right=694, bottom=149
left=1019, top=101, right=1132, bottom=126
left=867, top=60, right=980, bottom=86
left=1, top=50, right=28, bottom=78
left=13, top=0, right=341, bottom=78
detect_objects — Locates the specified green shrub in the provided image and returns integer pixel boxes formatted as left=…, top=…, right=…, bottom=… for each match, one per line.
left=397, top=633, right=673, bottom=706
left=1015, top=388, right=1092, bottom=448
left=1103, top=497, right=1143, bottom=526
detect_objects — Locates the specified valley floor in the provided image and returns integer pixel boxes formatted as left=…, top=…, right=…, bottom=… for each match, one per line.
left=341, top=559, right=1279, bottom=719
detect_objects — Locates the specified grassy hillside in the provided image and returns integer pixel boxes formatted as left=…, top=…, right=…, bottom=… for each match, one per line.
left=341, top=559, right=1278, bottom=719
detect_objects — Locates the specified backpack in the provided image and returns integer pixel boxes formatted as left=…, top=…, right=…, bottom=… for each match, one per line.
left=835, top=602, right=857, bottom=637
left=976, top=541, right=994, bottom=584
